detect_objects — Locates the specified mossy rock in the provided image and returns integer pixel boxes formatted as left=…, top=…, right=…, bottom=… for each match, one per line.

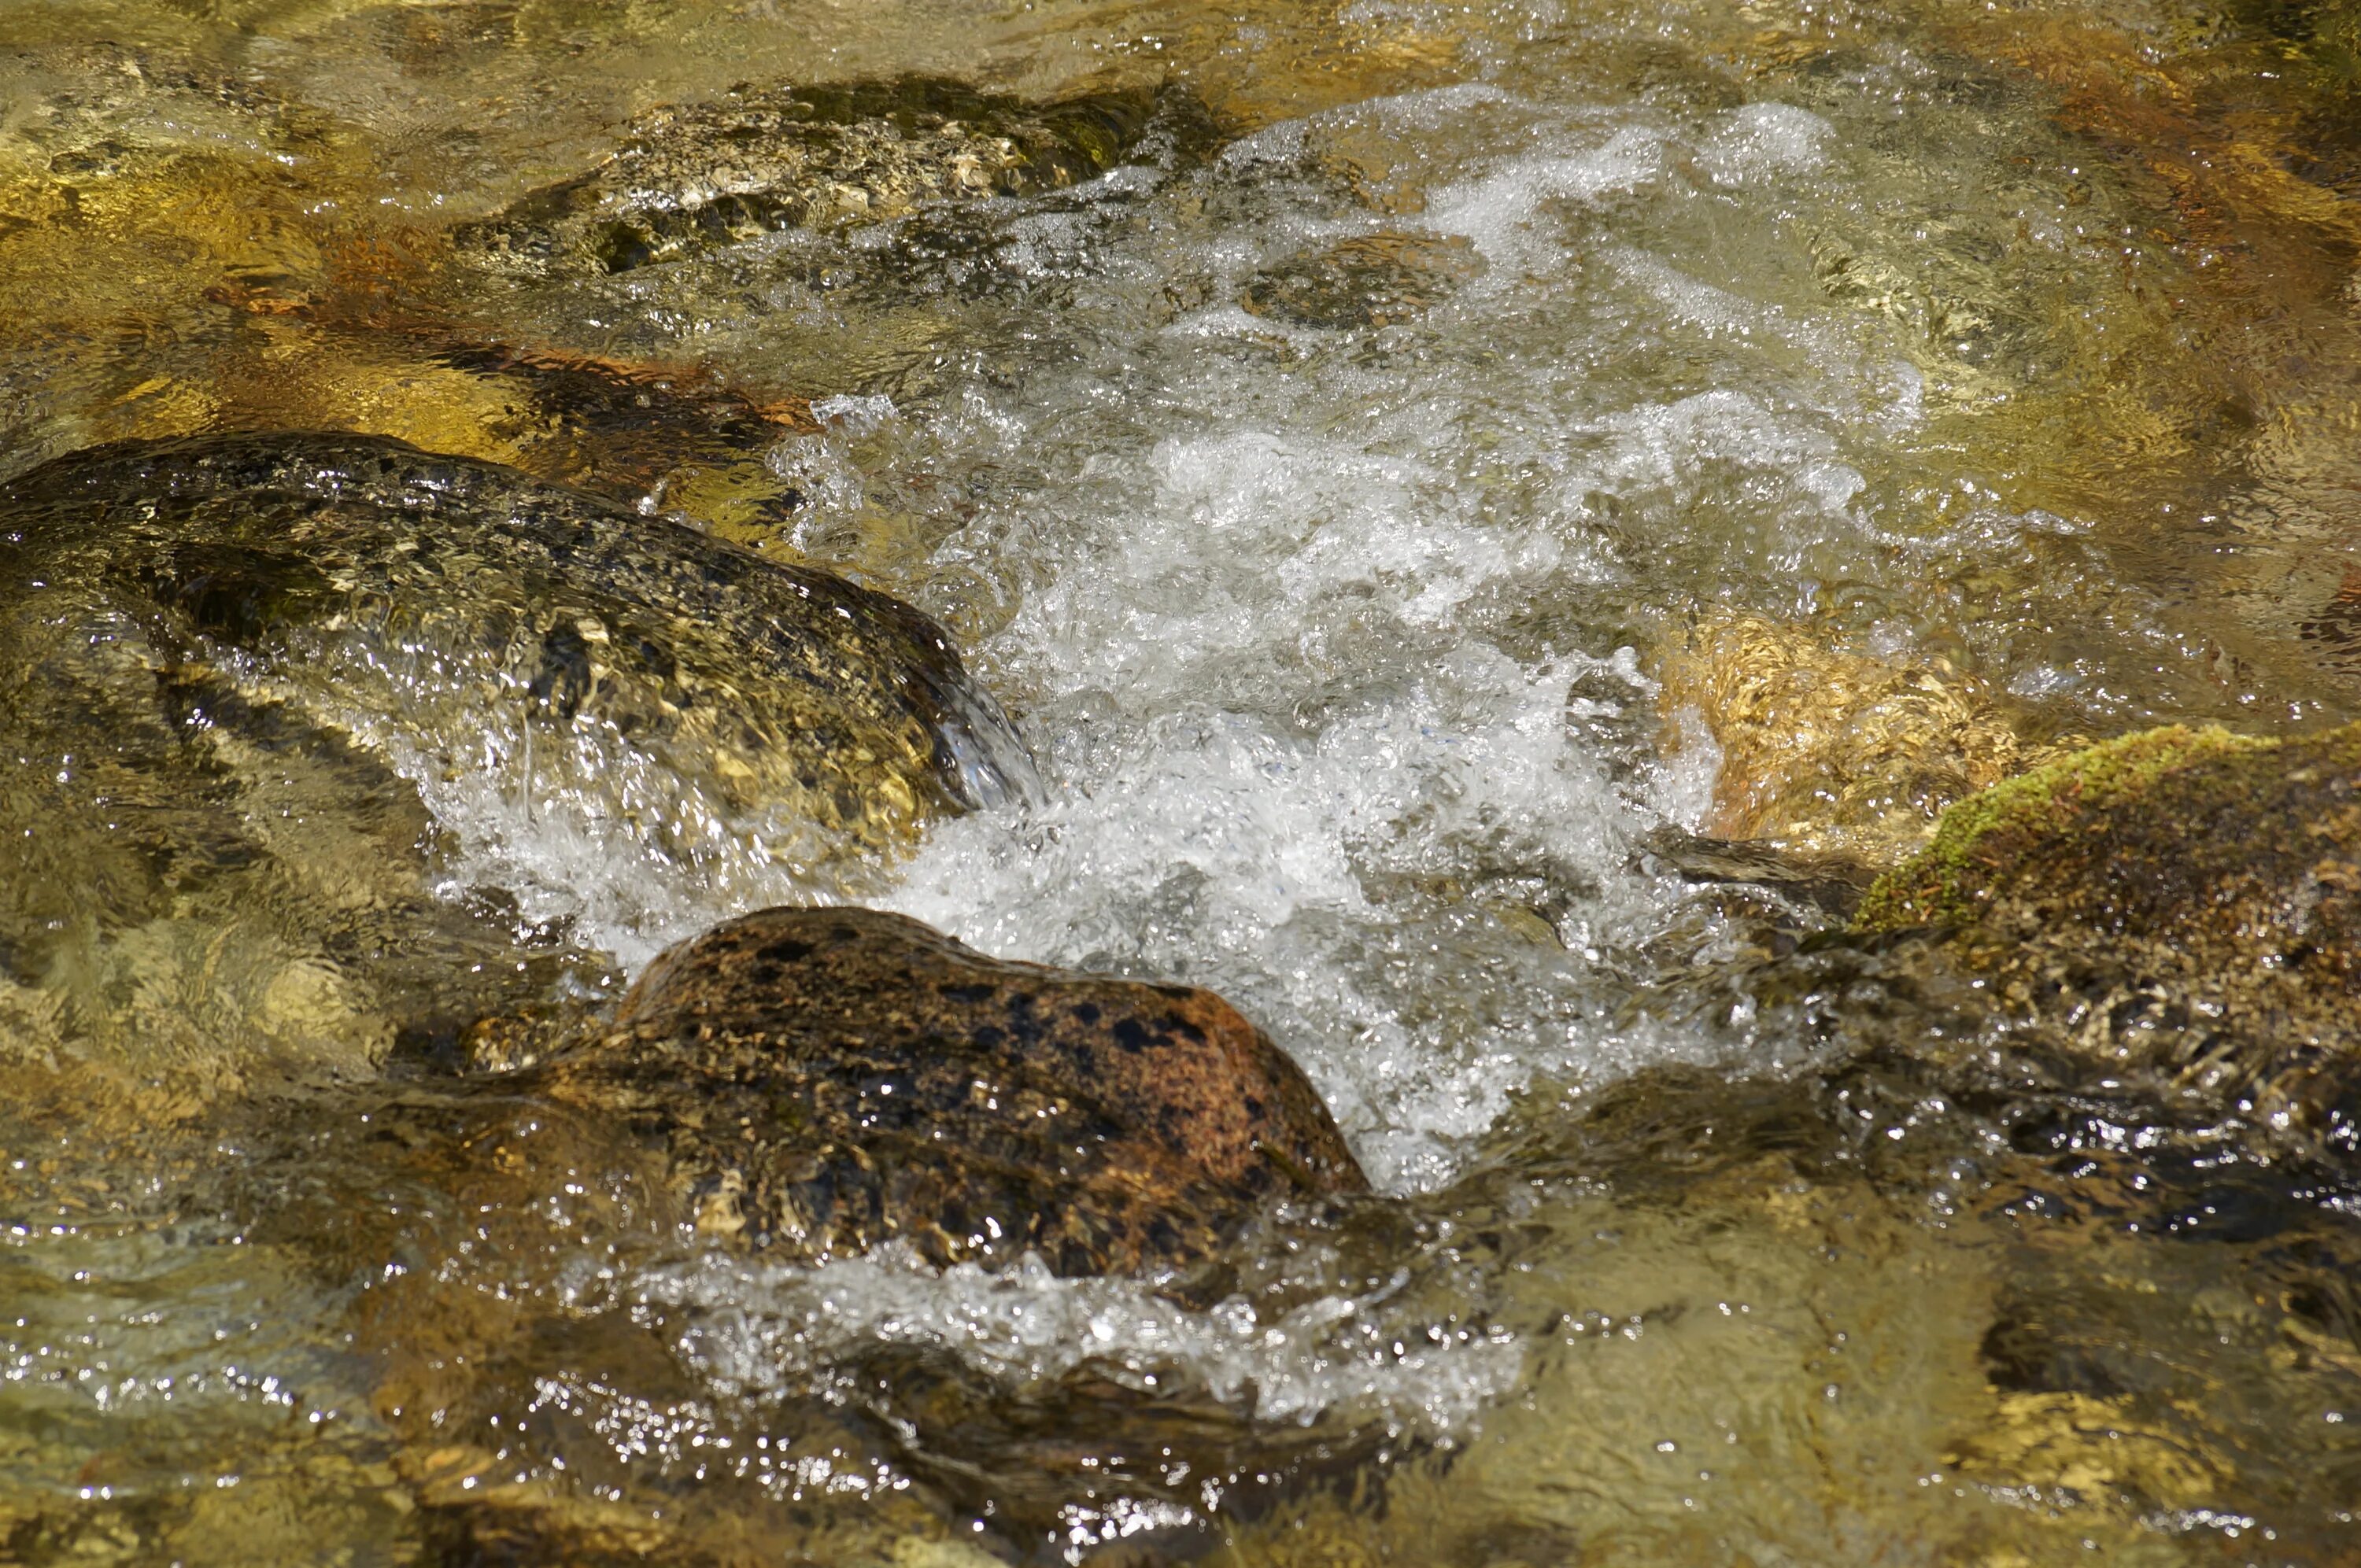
left=1856, top=724, right=2296, bottom=933
left=1853, top=722, right=2361, bottom=1126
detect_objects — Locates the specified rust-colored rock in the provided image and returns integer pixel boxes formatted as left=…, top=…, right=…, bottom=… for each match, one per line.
left=527, top=907, right=1368, bottom=1275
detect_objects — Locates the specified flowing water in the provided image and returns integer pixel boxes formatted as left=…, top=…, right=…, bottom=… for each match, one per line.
left=6, top=0, right=2361, bottom=1562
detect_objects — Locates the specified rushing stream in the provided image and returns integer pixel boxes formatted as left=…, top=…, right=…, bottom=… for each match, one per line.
left=6, top=0, right=2361, bottom=1562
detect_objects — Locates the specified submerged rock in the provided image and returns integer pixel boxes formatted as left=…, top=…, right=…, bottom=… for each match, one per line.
left=1855, top=723, right=2361, bottom=1128
left=513, top=906, right=1368, bottom=1275
left=172, top=306, right=823, bottom=540
left=1661, top=612, right=2058, bottom=864
left=454, top=76, right=1167, bottom=279
left=1238, top=230, right=1487, bottom=328
left=0, top=40, right=821, bottom=537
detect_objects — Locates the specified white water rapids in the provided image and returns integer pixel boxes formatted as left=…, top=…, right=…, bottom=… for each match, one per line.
left=17, top=5, right=2344, bottom=1548
left=380, top=62, right=2206, bottom=1448
left=425, top=77, right=2043, bottom=1188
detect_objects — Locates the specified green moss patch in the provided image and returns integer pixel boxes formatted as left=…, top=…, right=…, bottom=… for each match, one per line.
left=1853, top=725, right=2272, bottom=932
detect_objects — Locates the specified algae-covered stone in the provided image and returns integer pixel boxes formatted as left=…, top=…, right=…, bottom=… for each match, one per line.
left=454, top=76, right=1166, bottom=279
left=1854, top=725, right=2282, bottom=933
left=1855, top=723, right=2361, bottom=1120
left=521, top=906, right=1368, bottom=1275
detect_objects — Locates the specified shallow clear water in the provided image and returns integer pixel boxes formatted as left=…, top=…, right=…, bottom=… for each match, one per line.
left=7, top=0, right=2361, bottom=1561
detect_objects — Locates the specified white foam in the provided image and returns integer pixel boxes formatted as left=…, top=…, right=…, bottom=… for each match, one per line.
left=1425, top=124, right=1667, bottom=264
left=810, top=392, right=898, bottom=434
left=1695, top=101, right=1834, bottom=186
left=885, top=652, right=1643, bottom=1194
left=856, top=404, right=1658, bottom=1190
left=408, top=85, right=1927, bottom=1201
left=637, top=1243, right=1524, bottom=1436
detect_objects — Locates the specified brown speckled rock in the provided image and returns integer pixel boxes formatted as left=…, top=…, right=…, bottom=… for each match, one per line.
left=527, top=907, right=1367, bottom=1275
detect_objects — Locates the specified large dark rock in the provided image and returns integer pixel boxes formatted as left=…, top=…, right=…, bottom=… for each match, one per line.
left=0, top=430, right=1032, bottom=847
left=519, top=906, right=1369, bottom=1274
left=0, top=432, right=1031, bottom=1077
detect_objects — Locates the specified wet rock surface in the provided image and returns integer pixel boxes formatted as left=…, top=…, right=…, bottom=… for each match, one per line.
left=518, top=905, right=1368, bottom=1275
left=0, top=429, right=1031, bottom=841
left=1237, top=230, right=1486, bottom=328
left=454, top=76, right=1171, bottom=279
left=0, top=430, right=1032, bottom=1081
left=308, top=908, right=1370, bottom=1559
left=1856, top=723, right=2361, bottom=1138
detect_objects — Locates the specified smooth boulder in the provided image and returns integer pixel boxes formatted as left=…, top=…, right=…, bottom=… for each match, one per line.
left=519, top=906, right=1369, bottom=1274
left=0, top=432, right=1033, bottom=1078
left=0, top=430, right=1032, bottom=850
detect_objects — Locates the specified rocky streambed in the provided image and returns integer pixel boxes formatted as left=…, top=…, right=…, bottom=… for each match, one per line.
left=7, top=0, right=2361, bottom=1563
